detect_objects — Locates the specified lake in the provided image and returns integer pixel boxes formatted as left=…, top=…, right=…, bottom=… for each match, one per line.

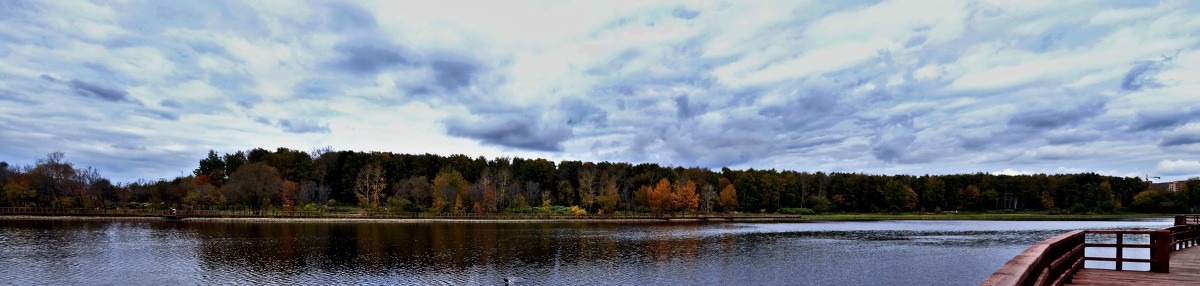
left=0, top=218, right=1172, bottom=285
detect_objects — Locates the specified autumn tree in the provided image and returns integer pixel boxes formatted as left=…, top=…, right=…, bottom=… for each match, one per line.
left=355, top=163, right=386, bottom=210
left=431, top=169, right=469, bottom=213
left=718, top=179, right=738, bottom=212
left=182, top=175, right=222, bottom=209
left=648, top=179, right=676, bottom=214
left=395, top=176, right=432, bottom=206
left=557, top=180, right=575, bottom=206
left=281, top=181, right=300, bottom=210
left=883, top=180, right=918, bottom=212
left=578, top=163, right=598, bottom=211
left=194, top=150, right=227, bottom=185
left=634, top=185, right=651, bottom=211
left=958, top=185, right=981, bottom=211
left=3, top=174, right=36, bottom=206
left=675, top=179, right=699, bottom=212
left=596, top=171, right=620, bottom=214
left=224, top=163, right=282, bottom=210
left=475, top=173, right=498, bottom=213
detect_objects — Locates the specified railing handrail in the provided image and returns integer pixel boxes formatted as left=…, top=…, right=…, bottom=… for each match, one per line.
left=982, top=230, right=1085, bottom=286
left=982, top=215, right=1200, bottom=286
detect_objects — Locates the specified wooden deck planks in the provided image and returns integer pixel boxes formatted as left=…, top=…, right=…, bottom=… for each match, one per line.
left=1070, top=246, right=1200, bottom=285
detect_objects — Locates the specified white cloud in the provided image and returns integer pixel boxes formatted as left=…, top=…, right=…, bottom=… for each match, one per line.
left=992, top=169, right=1033, bottom=176
left=1156, top=160, right=1200, bottom=176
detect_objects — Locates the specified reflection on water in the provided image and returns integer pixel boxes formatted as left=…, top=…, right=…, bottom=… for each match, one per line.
left=0, top=218, right=1171, bottom=285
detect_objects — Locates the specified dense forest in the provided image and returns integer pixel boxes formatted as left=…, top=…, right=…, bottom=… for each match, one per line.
left=2, top=148, right=1199, bottom=214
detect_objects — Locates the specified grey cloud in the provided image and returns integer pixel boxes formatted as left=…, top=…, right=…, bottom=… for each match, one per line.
left=329, top=39, right=411, bottom=74
left=904, top=34, right=928, bottom=48
left=562, top=99, right=608, bottom=127
left=160, top=99, right=183, bottom=109
left=675, top=95, right=709, bottom=120
left=757, top=90, right=846, bottom=132
left=39, top=74, right=58, bottom=82
left=1045, top=131, right=1101, bottom=145
left=188, top=40, right=227, bottom=55
left=431, top=60, right=478, bottom=91
left=1122, top=54, right=1175, bottom=91
left=292, top=79, right=340, bottom=99
left=388, top=53, right=491, bottom=103
left=67, top=79, right=136, bottom=103
left=323, top=1, right=376, bottom=31
left=277, top=119, right=330, bottom=134
left=140, top=109, right=179, bottom=121
left=237, top=100, right=258, bottom=109
left=1130, top=108, right=1200, bottom=131
left=1160, top=132, right=1200, bottom=147
left=1007, top=102, right=1106, bottom=129
left=252, top=117, right=271, bottom=125
left=110, top=144, right=147, bottom=151
left=671, top=6, right=700, bottom=20
left=869, top=114, right=929, bottom=164
left=445, top=115, right=573, bottom=152
left=0, top=89, right=38, bottom=105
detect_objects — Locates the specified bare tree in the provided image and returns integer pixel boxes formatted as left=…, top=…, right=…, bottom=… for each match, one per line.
left=578, top=163, right=598, bottom=211
left=354, top=163, right=386, bottom=209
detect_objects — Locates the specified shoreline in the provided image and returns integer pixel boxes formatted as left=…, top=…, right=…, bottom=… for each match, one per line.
left=1, top=214, right=1171, bottom=223
left=0, top=215, right=771, bottom=223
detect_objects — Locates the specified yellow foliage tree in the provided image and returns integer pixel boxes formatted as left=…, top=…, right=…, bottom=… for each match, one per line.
left=718, top=183, right=738, bottom=212
left=3, top=177, right=36, bottom=206
left=596, top=172, right=620, bottom=213
left=431, top=169, right=470, bottom=213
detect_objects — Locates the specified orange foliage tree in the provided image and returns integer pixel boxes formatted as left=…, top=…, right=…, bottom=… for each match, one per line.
left=648, top=179, right=677, bottom=214
left=281, top=181, right=300, bottom=211
left=675, top=179, right=699, bottom=212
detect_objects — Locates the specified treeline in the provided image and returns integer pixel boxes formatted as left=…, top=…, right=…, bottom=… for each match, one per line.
left=2, top=148, right=1199, bottom=214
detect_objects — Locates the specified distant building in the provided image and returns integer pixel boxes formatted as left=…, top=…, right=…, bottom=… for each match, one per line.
left=1150, top=181, right=1188, bottom=192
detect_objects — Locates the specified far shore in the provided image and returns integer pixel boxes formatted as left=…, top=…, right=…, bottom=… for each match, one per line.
left=0, top=213, right=1173, bottom=223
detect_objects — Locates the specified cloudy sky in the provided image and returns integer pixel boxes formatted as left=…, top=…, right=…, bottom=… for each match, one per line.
left=2, top=0, right=1199, bottom=183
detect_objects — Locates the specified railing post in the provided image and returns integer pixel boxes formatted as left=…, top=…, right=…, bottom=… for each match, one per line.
left=1151, top=230, right=1171, bottom=273
left=1176, top=215, right=1186, bottom=226
left=1116, top=234, right=1124, bottom=271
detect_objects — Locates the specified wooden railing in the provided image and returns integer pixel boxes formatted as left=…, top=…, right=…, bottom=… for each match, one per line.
left=982, top=215, right=1200, bottom=286
left=1175, top=215, right=1200, bottom=226
left=0, top=207, right=804, bottom=220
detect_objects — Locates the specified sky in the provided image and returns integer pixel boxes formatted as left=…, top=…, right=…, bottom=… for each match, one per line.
left=1, top=0, right=1199, bottom=184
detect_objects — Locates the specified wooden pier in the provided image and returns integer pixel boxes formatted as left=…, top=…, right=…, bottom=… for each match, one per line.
left=982, top=215, right=1200, bottom=286
left=0, top=207, right=802, bottom=221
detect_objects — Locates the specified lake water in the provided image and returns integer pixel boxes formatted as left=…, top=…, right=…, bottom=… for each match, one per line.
left=0, top=218, right=1172, bottom=285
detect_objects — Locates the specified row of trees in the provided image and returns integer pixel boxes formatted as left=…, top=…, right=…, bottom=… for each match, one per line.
left=3, top=149, right=1199, bottom=214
